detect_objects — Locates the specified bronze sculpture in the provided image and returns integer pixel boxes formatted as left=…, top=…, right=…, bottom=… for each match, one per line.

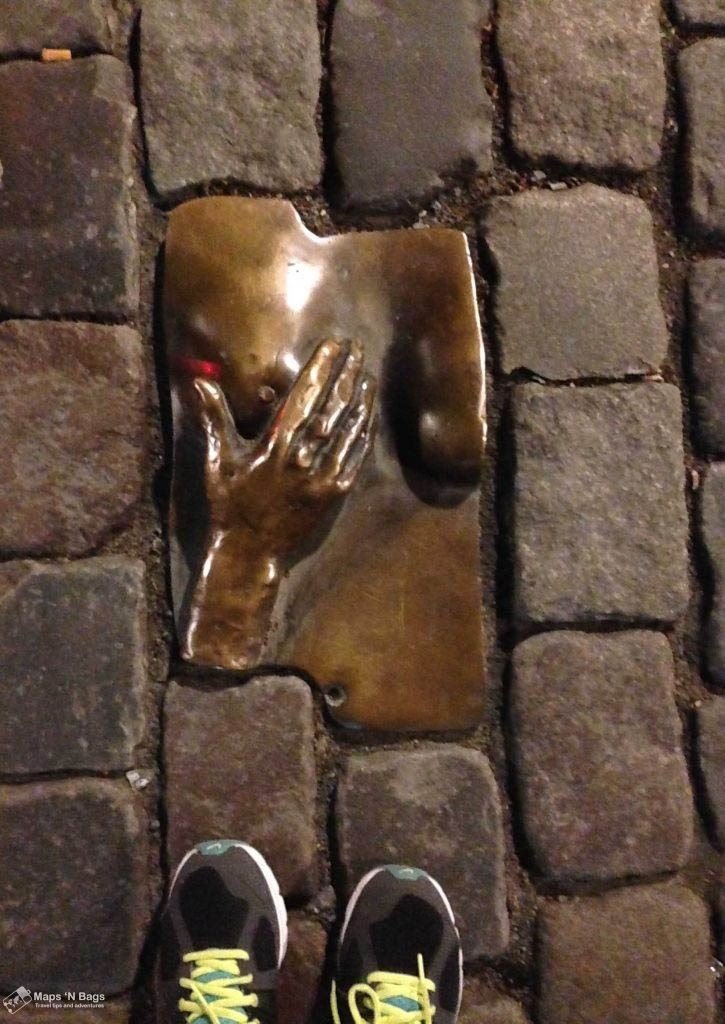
left=163, top=197, right=486, bottom=730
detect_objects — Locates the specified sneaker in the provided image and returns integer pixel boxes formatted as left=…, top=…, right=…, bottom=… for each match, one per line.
left=156, top=840, right=287, bottom=1024
left=331, top=865, right=462, bottom=1024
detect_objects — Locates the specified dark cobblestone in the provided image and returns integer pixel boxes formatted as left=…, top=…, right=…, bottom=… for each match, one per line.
left=331, top=0, right=493, bottom=207
left=0, top=779, right=148, bottom=993
left=0, top=56, right=137, bottom=318
left=689, top=260, right=725, bottom=457
left=497, top=0, right=665, bottom=172
left=336, top=747, right=509, bottom=960
left=0, top=1, right=113, bottom=58
left=702, top=463, right=725, bottom=687
left=679, top=39, right=725, bottom=242
left=0, top=321, right=145, bottom=556
left=698, top=697, right=725, bottom=848
left=511, top=631, right=693, bottom=884
left=140, top=0, right=322, bottom=198
left=537, top=885, right=715, bottom=1024
left=164, top=676, right=317, bottom=898
left=674, top=0, right=725, bottom=26
left=482, top=186, right=667, bottom=379
left=278, top=916, right=327, bottom=1024
left=460, top=980, right=529, bottom=1024
left=511, top=384, right=689, bottom=627
left=0, top=558, right=146, bottom=774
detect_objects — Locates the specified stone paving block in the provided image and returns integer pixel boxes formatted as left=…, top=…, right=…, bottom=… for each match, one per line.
left=537, top=885, right=715, bottom=1024
left=702, top=464, right=725, bottom=686
left=674, top=0, right=725, bottom=26
left=460, top=979, right=530, bottom=1024
left=511, top=631, right=693, bottom=883
left=164, top=676, right=317, bottom=898
left=140, top=0, right=321, bottom=198
left=482, top=186, right=667, bottom=379
left=330, top=0, right=493, bottom=207
left=512, top=384, right=689, bottom=626
left=0, top=1, right=113, bottom=58
left=0, top=321, right=145, bottom=556
left=698, top=698, right=725, bottom=848
left=690, top=261, right=725, bottom=456
left=497, top=0, right=665, bottom=172
left=336, top=747, right=509, bottom=960
left=0, top=56, right=137, bottom=318
left=0, top=779, right=148, bottom=993
left=278, top=915, right=327, bottom=1024
left=679, top=40, right=725, bottom=242
left=0, top=557, right=147, bottom=774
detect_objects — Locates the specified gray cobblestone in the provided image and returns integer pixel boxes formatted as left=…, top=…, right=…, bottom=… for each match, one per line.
left=164, top=676, right=317, bottom=898
left=0, top=56, right=137, bottom=318
left=482, top=186, right=667, bottom=379
left=511, top=384, right=689, bottom=627
left=702, top=463, right=725, bottom=687
left=0, top=779, right=148, bottom=993
left=0, top=321, right=145, bottom=556
left=537, top=885, right=715, bottom=1024
left=689, top=260, right=725, bottom=457
left=0, top=1, right=113, bottom=58
left=460, top=980, right=530, bottom=1024
left=336, top=747, right=509, bottom=960
left=674, top=0, right=725, bottom=31
left=511, top=631, right=693, bottom=883
left=331, top=0, right=493, bottom=207
left=497, top=0, right=665, bottom=172
left=0, top=558, right=147, bottom=774
left=140, top=0, right=322, bottom=198
left=679, top=39, right=725, bottom=242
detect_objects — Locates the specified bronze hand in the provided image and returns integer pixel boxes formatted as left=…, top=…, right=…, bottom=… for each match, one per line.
left=182, top=338, right=377, bottom=669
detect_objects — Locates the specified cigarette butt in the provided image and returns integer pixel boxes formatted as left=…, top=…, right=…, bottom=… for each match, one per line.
left=41, top=48, right=72, bottom=62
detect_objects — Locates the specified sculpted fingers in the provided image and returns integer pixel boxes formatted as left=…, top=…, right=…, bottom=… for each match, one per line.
left=273, top=338, right=341, bottom=451
left=272, top=339, right=377, bottom=500
left=319, top=374, right=377, bottom=492
left=313, top=340, right=364, bottom=439
left=193, top=378, right=240, bottom=477
left=289, top=340, right=365, bottom=469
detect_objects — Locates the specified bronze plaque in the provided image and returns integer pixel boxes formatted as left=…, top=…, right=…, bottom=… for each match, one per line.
left=163, top=197, right=486, bottom=731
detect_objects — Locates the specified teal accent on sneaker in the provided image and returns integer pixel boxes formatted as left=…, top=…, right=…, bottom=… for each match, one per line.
left=386, top=865, right=426, bottom=880
left=384, top=996, right=421, bottom=1012
left=195, top=970, right=239, bottom=1024
left=196, top=840, right=242, bottom=856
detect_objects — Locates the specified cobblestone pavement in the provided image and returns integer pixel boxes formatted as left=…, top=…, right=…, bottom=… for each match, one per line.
left=0, top=2, right=723, bottom=1023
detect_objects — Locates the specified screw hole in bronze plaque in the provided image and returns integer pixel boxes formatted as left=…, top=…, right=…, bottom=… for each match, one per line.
left=324, top=684, right=348, bottom=709
left=258, top=384, right=277, bottom=404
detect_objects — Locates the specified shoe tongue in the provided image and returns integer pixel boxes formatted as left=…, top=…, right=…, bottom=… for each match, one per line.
left=383, top=996, right=420, bottom=1013
left=196, top=970, right=241, bottom=1024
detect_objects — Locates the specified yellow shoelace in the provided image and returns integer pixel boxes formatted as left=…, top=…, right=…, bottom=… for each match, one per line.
left=332, top=954, right=436, bottom=1024
left=178, top=948, right=259, bottom=1024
